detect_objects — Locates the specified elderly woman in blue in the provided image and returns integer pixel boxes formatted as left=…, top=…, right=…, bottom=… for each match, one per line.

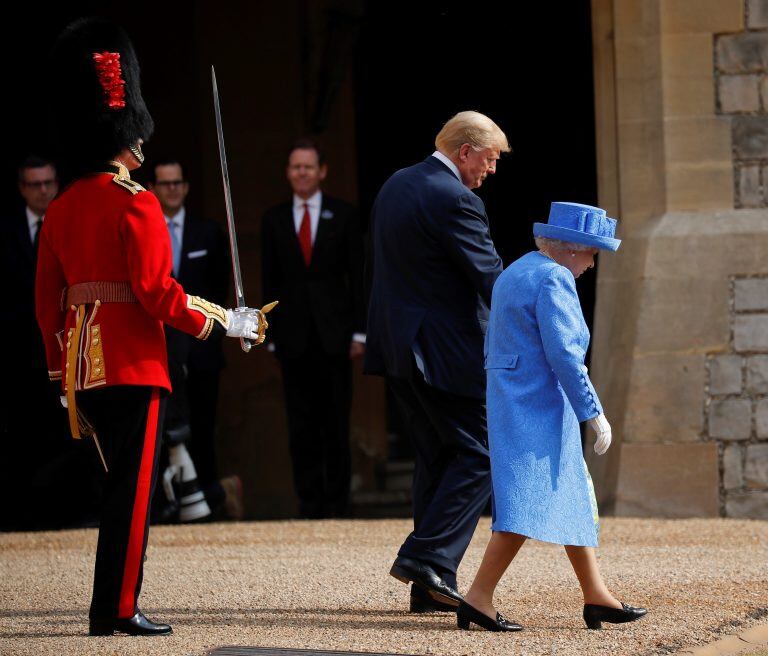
left=457, top=203, right=647, bottom=633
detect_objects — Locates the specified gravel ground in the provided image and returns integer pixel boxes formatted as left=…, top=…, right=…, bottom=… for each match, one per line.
left=1, top=517, right=767, bottom=656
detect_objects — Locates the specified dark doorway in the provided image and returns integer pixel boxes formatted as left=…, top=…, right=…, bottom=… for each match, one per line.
left=354, top=1, right=599, bottom=464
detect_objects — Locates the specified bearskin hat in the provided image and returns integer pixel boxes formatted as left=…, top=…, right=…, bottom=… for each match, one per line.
left=50, top=17, right=154, bottom=175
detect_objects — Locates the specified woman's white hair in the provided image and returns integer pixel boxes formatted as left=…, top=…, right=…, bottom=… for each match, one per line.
left=535, top=236, right=593, bottom=252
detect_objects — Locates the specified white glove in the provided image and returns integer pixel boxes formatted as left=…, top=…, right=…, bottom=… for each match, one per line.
left=60, top=395, right=68, bottom=409
left=588, top=413, right=612, bottom=455
left=225, top=308, right=261, bottom=340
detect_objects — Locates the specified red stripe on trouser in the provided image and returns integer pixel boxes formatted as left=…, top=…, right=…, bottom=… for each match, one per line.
left=118, top=387, right=160, bottom=618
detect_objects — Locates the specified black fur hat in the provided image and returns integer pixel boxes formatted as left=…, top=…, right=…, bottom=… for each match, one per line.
left=50, top=17, right=154, bottom=175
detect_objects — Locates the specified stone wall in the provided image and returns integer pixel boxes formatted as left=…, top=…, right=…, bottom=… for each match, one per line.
left=716, top=0, right=768, bottom=207
left=590, top=0, right=768, bottom=519
left=707, top=276, right=768, bottom=518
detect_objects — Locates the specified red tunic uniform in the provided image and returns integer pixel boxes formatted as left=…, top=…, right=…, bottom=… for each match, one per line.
left=35, top=165, right=228, bottom=394
left=35, top=163, right=231, bottom=623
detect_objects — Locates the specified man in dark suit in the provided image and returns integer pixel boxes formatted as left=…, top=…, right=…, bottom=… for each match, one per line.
left=365, top=111, right=509, bottom=613
left=0, top=156, right=95, bottom=529
left=262, top=140, right=365, bottom=519
left=148, top=159, right=239, bottom=519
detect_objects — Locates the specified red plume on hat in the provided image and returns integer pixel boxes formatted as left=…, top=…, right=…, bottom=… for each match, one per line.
left=49, top=17, right=154, bottom=175
left=92, top=51, right=126, bottom=109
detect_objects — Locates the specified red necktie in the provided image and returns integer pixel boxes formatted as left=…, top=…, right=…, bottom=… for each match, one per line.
left=298, top=203, right=312, bottom=266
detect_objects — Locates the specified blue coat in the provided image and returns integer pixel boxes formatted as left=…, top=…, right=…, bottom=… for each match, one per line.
left=485, top=251, right=602, bottom=546
left=365, top=156, right=503, bottom=399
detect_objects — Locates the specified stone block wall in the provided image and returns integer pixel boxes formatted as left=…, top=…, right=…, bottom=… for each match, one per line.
left=716, top=0, right=768, bottom=207
left=706, top=275, right=768, bottom=518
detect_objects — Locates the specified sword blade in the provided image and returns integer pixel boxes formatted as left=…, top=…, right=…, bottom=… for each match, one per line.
left=92, top=433, right=109, bottom=473
left=212, top=66, right=246, bottom=309
left=212, top=66, right=252, bottom=352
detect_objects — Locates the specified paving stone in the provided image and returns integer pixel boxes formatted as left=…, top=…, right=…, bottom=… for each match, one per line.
left=733, top=115, right=768, bottom=158
left=763, top=77, right=768, bottom=111
left=764, top=163, right=768, bottom=202
left=709, top=355, right=743, bottom=394
left=755, top=399, right=768, bottom=437
left=725, top=490, right=768, bottom=518
left=738, top=165, right=762, bottom=207
left=719, top=74, right=761, bottom=113
left=709, top=399, right=752, bottom=440
left=745, top=443, right=768, bottom=487
left=735, top=278, right=768, bottom=311
left=717, top=32, right=768, bottom=73
left=740, top=622, right=768, bottom=643
left=723, top=444, right=744, bottom=490
left=615, top=443, right=720, bottom=517
left=748, top=0, right=768, bottom=28
left=747, top=355, right=768, bottom=393
left=734, top=314, right=768, bottom=351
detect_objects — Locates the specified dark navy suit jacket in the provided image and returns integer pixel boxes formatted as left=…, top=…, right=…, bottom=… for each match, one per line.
left=364, top=155, right=503, bottom=399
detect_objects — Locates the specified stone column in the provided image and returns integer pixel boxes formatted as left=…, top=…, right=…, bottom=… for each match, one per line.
left=589, top=0, right=768, bottom=518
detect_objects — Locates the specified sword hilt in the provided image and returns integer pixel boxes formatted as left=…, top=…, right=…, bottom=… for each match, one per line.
left=234, top=301, right=277, bottom=353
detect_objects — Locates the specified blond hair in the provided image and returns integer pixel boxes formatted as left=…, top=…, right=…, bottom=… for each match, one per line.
left=435, top=111, right=510, bottom=155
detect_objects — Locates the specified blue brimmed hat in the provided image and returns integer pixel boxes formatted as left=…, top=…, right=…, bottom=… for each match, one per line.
left=533, top=202, right=621, bottom=252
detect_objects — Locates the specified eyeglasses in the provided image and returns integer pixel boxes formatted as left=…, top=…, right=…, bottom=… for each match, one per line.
left=154, top=180, right=186, bottom=188
left=21, top=179, right=57, bottom=190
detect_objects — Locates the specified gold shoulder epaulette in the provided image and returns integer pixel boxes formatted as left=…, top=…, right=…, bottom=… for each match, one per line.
left=111, top=174, right=146, bottom=195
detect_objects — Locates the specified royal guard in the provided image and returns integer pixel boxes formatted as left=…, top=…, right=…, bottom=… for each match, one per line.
left=36, top=17, right=267, bottom=636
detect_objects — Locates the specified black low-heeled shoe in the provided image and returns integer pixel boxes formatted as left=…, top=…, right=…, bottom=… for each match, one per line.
left=583, top=602, right=647, bottom=630
left=456, top=600, right=523, bottom=632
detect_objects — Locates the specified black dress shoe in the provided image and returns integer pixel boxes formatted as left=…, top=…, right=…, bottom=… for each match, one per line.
left=583, top=602, right=647, bottom=630
left=456, top=600, right=523, bottom=632
left=89, top=611, right=173, bottom=636
left=410, top=594, right=457, bottom=613
left=389, top=556, right=462, bottom=607
left=409, top=583, right=456, bottom=613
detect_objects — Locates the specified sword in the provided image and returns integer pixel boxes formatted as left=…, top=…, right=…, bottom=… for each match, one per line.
left=211, top=66, right=256, bottom=353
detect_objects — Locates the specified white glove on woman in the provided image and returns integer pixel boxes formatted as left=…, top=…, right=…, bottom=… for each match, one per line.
left=225, top=308, right=261, bottom=340
left=588, top=413, right=612, bottom=455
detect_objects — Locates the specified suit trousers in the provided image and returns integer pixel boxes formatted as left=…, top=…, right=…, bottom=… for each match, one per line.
left=77, top=385, right=164, bottom=620
left=280, top=347, right=352, bottom=518
left=388, top=370, right=491, bottom=584
left=187, top=369, right=221, bottom=485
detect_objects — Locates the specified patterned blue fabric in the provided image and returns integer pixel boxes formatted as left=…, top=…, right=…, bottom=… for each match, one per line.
left=533, top=202, right=620, bottom=251
left=485, top=251, right=602, bottom=547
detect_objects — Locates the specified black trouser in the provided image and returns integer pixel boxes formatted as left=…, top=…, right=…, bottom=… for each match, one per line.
left=0, top=365, right=100, bottom=530
left=388, top=372, right=491, bottom=588
left=280, top=349, right=352, bottom=518
left=187, top=369, right=221, bottom=485
left=77, top=385, right=164, bottom=620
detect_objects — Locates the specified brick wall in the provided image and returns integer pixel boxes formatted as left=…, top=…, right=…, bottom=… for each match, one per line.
left=706, top=276, right=768, bottom=518
left=715, top=0, right=768, bottom=207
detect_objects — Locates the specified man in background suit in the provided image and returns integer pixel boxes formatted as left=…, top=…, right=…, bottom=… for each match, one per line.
left=365, top=112, right=509, bottom=612
left=148, top=159, right=240, bottom=518
left=0, top=156, right=98, bottom=529
left=262, top=140, right=365, bottom=518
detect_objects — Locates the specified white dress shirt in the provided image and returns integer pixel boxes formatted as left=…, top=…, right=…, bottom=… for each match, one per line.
left=292, top=190, right=322, bottom=245
left=267, top=189, right=365, bottom=350
left=26, top=206, right=43, bottom=245
left=164, top=206, right=186, bottom=245
left=432, top=150, right=463, bottom=184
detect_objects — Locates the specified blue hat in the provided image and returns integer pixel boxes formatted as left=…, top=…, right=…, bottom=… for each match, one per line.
left=533, top=202, right=621, bottom=252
